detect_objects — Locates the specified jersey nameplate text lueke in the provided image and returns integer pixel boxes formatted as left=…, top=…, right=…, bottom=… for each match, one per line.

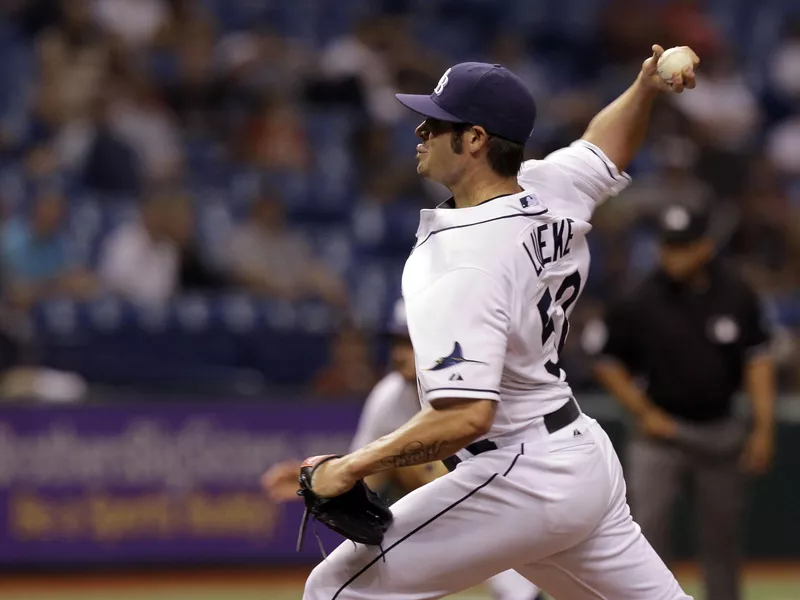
left=523, top=218, right=574, bottom=276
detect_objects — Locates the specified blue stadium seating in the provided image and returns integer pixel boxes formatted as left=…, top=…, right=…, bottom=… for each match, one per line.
left=30, top=296, right=346, bottom=388
left=3, top=0, right=798, bottom=390
left=350, top=202, right=418, bottom=258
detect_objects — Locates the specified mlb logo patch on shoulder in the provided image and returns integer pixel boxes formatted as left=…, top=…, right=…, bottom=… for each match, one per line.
left=519, top=193, right=540, bottom=209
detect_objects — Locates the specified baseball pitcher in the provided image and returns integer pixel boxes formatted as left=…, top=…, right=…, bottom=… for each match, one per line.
left=271, top=44, right=699, bottom=599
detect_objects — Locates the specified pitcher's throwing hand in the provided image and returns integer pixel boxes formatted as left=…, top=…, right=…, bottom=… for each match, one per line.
left=643, top=45, right=699, bottom=93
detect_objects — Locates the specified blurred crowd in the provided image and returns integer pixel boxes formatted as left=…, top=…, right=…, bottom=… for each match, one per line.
left=0, top=0, right=798, bottom=398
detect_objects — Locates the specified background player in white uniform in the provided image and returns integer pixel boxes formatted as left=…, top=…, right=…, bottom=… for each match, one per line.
left=275, top=45, right=699, bottom=600
left=264, top=298, right=543, bottom=600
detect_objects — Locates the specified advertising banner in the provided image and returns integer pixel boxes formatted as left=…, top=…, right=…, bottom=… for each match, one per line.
left=0, top=401, right=361, bottom=564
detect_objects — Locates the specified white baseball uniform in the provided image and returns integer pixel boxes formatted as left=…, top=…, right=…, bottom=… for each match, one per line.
left=304, top=141, right=692, bottom=600
left=351, top=368, right=542, bottom=600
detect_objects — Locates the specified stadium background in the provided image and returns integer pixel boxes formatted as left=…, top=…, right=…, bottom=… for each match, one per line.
left=0, top=0, right=798, bottom=598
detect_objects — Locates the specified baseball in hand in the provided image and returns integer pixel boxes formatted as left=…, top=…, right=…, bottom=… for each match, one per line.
left=657, top=47, right=696, bottom=82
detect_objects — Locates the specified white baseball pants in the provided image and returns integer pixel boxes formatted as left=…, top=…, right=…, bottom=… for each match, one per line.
left=303, top=414, right=692, bottom=600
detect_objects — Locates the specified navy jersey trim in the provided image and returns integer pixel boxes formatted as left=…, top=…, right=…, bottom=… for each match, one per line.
left=414, top=210, right=548, bottom=251
left=331, top=473, right=499, bottom=599
left=583, top=144, right=631, bottom=184
left=426, top=387, right=500, bottom=396
left=502, top=443, right=525, bottom=476
left=477, top=193, right=514, bottom=206
left=437, top=193, right=516, bottom=209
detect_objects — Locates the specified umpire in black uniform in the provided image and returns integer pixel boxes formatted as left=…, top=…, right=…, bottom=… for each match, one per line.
left=591, top=201, right=776, bottom=600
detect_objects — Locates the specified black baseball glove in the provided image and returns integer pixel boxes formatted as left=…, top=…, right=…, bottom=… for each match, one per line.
left=296, top=454, right=393, bottom=553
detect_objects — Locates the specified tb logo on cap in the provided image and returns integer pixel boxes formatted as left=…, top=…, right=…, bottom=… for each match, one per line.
left=434, top=68, right=452, bottom=95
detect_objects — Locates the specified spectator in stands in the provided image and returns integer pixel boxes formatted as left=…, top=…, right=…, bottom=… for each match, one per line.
left=153, top=0, right=215, bottom=50
left=767, top=19, right=800, bottom=110
left=22, top=86, right=62, bottom=179
left=81, top=84, right=142, bottom=194
left=105, top=73, right=183, bottom=184
left=580, top=200, right=636, bottom=298
left=489, top=32, right=602, bottom=153
left=226, top=191, right=348, bottom=307
left=658, top=0, right=720, bottom=59
left=0, top=190, right=96, bottom=308
left=162, top=17, right=229, bottom=138
left=91, top=0, right=168, bottom=51
left=98, top=188, right=191, bottom=306
left=23, top=39, right=104, bottom=179
left=733, top=159, right=796, bottom=293
left=213, top=28, right=310, bottom=143
left=383, top=17, right=446, bottom=96
left=312, top=325, right=379, bottom=397
left=616, top=105, right=711, bottom=216
left=600, top=0, right=660, bottom=64
left=177, top=218, right=230, bottom=295
left=671, top=46, right=761, bottom=154
left=35, top=0, right=109, bottom=126
left=488, top=34, right=547, bottom=104
left=765, top=116, right=800, bottom=178
left=318, top=16, right=404, bottom=124
left=670, top=45, right=760, bottom=197
left=238, top=92, right=311, bottom=172
left=358, top=124, right=424, bottom=206
left=227, top=27, right=314, bottom=97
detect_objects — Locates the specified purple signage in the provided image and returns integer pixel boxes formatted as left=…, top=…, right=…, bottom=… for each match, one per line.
left=0, top=402, right=362, bottom=564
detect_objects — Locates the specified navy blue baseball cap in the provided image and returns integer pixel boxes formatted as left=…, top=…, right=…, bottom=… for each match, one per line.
left=396, top=62, right=537, bottom=145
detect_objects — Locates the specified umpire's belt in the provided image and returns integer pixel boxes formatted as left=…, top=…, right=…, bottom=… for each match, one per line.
left=442, top=398, right=581, bottom=473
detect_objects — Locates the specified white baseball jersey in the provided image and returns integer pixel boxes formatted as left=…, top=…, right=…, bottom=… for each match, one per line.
left=402, top=140, right=631, bottom=446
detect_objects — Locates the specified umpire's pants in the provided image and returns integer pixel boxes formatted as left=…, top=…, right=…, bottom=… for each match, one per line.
left=627, top=417, right=748, bottom=600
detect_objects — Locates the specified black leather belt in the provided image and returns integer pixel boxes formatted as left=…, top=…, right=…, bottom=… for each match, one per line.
left=442, top=398, right=581, bottom=473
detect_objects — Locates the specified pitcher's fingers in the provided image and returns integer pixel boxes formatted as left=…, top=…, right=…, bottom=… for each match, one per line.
left=682, top=67, right=697, bottom=89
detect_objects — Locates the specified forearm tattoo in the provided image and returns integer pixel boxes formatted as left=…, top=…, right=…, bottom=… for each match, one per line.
left=380, top=441, right=448, bottom=468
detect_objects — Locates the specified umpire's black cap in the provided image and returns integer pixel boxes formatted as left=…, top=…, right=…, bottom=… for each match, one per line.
left=657, top=202, right=712, bottom=246
left=395, top=62, right=537, bottom=144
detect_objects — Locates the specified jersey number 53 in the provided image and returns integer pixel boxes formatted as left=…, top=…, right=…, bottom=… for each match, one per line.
left=537, top=271, right=582, bottom=380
